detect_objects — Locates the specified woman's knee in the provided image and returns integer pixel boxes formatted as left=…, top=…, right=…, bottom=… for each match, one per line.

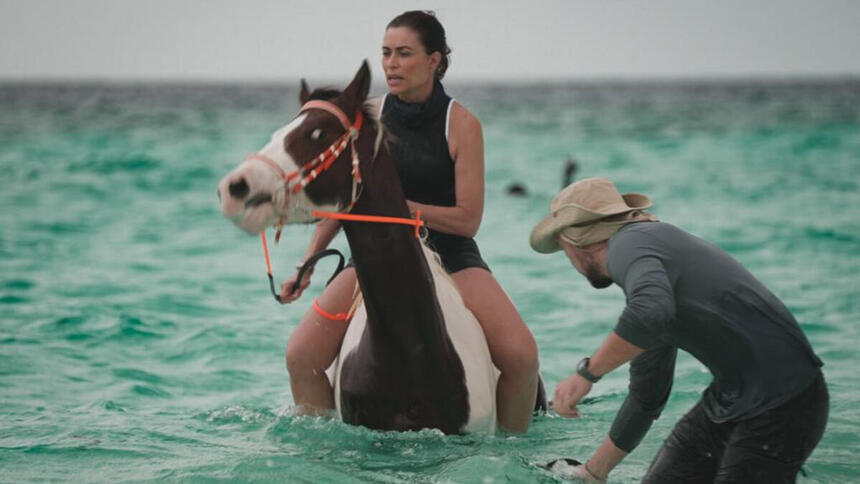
left=285, top=331, right=319, bottom=374
left=287, top=313, right=349, bottom=370
left=286, top=270, right=356, bottom=374
left=453, top=269, right=539, bottom=374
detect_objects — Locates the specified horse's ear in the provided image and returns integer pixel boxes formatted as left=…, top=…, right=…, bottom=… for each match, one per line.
left=341, top=60, right=371, bottom=115
left=299, top=79, right=311, bottom=105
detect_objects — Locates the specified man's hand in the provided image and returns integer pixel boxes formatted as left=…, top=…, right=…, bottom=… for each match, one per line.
left=547, top=459, right=604, bottom=483
left=574, top=464, right=605, bottom=483
left=553, top=374, right=592, bottom=418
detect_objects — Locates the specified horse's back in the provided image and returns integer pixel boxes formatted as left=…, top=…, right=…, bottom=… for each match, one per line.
left=423, top=246, right=498, bottom=433
left=332, top=244, right=498, bottom=433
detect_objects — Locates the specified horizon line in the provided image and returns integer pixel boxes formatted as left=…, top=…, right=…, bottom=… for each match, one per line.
left=1, top=72, right=859, bottom=87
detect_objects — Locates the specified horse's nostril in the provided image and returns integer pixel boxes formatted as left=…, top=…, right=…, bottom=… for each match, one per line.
left=229, top=178, right=250, bottom=199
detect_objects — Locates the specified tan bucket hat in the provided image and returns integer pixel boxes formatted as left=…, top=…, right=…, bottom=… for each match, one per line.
left=529, top=177, right=656, bottom=253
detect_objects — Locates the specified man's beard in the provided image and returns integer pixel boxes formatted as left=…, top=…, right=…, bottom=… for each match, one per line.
left=585, top=265, right=613, bottom=289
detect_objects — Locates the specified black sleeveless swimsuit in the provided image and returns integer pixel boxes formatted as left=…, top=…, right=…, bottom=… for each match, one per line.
left=380, top=81, right=490, bottom=274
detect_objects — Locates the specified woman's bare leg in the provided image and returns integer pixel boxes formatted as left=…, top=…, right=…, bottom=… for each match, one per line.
left=285, top=268, right=357, bottom=414
left=452, top=268, right=539, bottom=432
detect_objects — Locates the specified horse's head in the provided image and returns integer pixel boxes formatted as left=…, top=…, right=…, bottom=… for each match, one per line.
left=218, top=61, right=372, bottom=234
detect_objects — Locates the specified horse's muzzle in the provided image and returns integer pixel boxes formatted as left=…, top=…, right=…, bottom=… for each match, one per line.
left=244, top=192, right=274, bottom=209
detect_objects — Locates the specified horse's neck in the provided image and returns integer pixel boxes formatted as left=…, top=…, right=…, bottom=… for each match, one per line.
left=341, top=141, right=451, bottom=360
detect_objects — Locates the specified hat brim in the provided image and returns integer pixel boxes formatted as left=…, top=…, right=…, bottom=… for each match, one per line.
left=529, top=192, right=651, bottom=254
left=529, top=212, right=568, bottom=254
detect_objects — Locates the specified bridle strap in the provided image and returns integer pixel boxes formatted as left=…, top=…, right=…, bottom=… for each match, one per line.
left=296, top=101, right=364, bottom=205
left=244, top=100, right=364, bottom=200
left=246, top=153, right=290, bottom=181
left=299, top=100, right=354, bottom=131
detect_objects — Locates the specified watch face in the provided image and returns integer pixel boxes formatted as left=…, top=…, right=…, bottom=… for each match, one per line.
left=577, top=357, right=598, bottom=382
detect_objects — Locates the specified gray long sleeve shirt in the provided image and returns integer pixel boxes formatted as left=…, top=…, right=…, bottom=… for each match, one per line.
left=605, top=222, right=822, bottom=452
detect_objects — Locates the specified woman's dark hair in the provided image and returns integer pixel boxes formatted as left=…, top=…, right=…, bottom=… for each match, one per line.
left=387, top=10, right=452, bottom=80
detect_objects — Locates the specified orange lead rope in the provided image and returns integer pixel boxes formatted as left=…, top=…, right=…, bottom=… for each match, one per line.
left=312, top=298, right=354, bottom=322
left=261, top=231, right=284, bottom=302
left=311, top=209, right=424, bottom=238
left=261, top=231, right=274, bottom=275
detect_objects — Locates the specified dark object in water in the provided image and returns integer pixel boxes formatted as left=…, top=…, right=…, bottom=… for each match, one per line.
left=563, top=156, right=578, bottom=188
left=506, top=182, right=528, bottom=196
left=546, top=458, right=583, bottom=467
left=544, top=458, right=584, bottom=474
left=534, top=377, right=548, bottom=414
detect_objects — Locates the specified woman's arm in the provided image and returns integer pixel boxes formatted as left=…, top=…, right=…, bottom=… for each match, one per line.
left=407, top=102, right=484, bottom=238
left=302, top=218, right=342, bottom=261
left=278, top=218, right=341, bottom=303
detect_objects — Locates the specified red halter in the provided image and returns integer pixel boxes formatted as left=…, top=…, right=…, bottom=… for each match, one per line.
left=245, top=99, right=365, bottom=209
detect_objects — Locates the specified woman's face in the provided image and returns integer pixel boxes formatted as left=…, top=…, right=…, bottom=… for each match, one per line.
left=382, top=26, right=440, bottom=101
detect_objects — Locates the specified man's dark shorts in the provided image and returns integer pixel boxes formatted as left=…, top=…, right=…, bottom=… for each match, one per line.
left=643, top=371, right=829, bottom=484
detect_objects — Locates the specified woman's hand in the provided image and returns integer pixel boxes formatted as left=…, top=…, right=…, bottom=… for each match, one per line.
left=553, top=374, right=592, bottom=418
left=279, top=218, right=341, bottom=304
left=279, top=268, right=313, bottom=304
left=406, top=200, right=420, bottom=217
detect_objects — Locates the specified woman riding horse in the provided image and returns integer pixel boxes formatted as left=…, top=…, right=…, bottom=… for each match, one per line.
left=281, top=11, right=540, bottom=432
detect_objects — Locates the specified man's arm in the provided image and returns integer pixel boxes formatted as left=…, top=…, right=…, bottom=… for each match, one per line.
left=554, top=332, right=644, bottom=418
left=590, top=344, right=677, bottom=479
left=554, top=342, right=676, bottom=480
left=609, top=344, right=677, bottom=451
left=552, top=332, right=644, bottom=482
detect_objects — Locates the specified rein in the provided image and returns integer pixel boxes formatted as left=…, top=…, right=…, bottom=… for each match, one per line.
left=311, top=210, right=424, bottom=238
left=260, top=210, right=425, bottom=303
left=254, top=99, right=426, bottom=306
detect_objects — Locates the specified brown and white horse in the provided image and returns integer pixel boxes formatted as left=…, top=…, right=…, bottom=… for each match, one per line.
left=218, top=62, right=511, bottom=434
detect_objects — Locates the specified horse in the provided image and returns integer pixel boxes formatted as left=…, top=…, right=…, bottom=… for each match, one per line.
left=217, top=61, right=545, bottom=434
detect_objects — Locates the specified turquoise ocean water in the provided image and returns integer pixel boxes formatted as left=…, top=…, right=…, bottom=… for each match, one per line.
left=1, top=80, right=858, bottom=483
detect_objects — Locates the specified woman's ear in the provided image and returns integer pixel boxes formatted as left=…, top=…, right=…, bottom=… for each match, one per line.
left=429, top=51, right=442, bottom=72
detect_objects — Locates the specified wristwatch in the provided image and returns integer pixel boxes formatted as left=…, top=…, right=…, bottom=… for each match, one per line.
left=576, top=357, right=601, bottom=383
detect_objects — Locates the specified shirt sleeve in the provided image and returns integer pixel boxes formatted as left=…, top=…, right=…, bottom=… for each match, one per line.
left=609, top=344, right=677, bottom=452
left=608, top=231, right=675, bottom=349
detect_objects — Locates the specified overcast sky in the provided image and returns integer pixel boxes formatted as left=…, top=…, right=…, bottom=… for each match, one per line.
left=1, top=0, right=858, bottom=82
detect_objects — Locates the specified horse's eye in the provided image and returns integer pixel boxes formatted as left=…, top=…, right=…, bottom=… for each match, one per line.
left=311, top=128, right=324, bottom=141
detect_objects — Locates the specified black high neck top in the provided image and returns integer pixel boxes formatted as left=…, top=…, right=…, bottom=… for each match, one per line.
left=382, top=80, right=456, bottom=207
left=380, top=82, right=489, bottom=273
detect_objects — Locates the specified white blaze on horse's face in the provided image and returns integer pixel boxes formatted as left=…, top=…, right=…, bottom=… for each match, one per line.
left=217, top=115, right=307, bottom=234
left=218, top=112, right=340, bottom=235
